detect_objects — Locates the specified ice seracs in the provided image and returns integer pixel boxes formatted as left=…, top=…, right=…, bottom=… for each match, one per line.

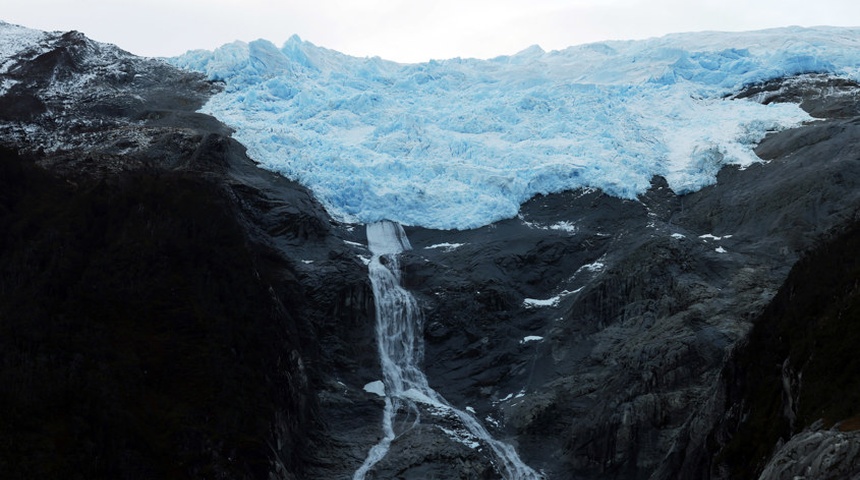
left=172, top=27, right=860, bottom=230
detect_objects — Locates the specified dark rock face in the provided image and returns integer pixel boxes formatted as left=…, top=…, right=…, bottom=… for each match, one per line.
left=0, top=149, right=311, bottom=478
left=0, top=26, right=377, bottom=479
left=707, top=220, right=860, bottom=479
left=2, top=24, right=860, bottom=480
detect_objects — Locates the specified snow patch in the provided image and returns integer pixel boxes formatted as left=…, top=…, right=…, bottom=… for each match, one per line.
left=519, top=216, right=578, bottom=234
left=425, top=242, right=465, bottom=252
left=715, top=246, right=727, bottom=253
left=523, top=296, right=562, bottom=308
left=436, top=425, right=481, bottom=449
left=0, top=78, right=18, bottom=96
left=0, top=22, right=50, bottom=73
left=363, top=380, right=386, bottom=397
left=550, top=221, right=577, bottom=233
left=520, top=336, right=544, bottom=344
left=700, top=233, right=733, bottom=241
left=671, top=233, right=686, bottom=239
left=523, top=287, right=583, bottom=308
left=580, top=261, right=605, bottom=273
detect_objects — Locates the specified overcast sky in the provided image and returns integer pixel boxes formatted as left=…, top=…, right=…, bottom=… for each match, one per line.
left=4, top=1, right=859, bottom=62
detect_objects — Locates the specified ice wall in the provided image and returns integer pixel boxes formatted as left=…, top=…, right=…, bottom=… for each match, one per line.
left=172, top=27, right=860, bottom=229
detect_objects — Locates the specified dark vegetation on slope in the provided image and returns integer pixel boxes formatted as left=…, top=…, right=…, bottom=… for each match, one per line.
left=0, top=146, right=314, bottom=479
left=713, top=218, right=860, bottom=478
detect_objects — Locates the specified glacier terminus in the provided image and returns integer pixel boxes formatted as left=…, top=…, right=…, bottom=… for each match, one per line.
left=172, top=27, right=860, bottom=229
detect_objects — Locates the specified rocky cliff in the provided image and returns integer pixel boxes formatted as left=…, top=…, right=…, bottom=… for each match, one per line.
left=1, top=24, right=859, bottom=479
left=0, top=25, right=373, bottom=479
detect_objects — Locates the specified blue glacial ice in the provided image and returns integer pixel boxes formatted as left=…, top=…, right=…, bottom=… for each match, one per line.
left=171, top=27, right=860, bottom=230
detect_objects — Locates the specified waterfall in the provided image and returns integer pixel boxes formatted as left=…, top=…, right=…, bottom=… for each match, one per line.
left=354, top=220, right=542, bottom=480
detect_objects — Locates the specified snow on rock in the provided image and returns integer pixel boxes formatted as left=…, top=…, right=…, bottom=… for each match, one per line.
left=523, top=287, right=583, bottom=308
left=523, top=296, right=563, bottom=308
left=171, top=27, right=860, bottom=230
left=550, top=221, right=577, bottom=233
left=436, top=425, right=481, bottom=450
left=363, top=380, right=386, bottom=397
left=520, top=214, right=578, bottom=233
left=424, top=242, right=465, bottom=252
left=579, top=261, right=606, bottom=273
left=0, top=21, right=50, bottom=73
left=699, top=233, right=733, bottom=241
left=520, top=336, right=544, bottom=344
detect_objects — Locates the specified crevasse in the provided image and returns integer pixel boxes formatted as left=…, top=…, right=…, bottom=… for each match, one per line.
left=171, top=27, right=860, bottom=230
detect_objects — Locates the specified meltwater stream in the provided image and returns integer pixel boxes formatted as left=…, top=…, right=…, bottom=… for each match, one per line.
left=354, top=221, right=542, bottom=480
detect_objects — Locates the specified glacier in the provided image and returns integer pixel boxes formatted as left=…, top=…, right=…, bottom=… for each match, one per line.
left=171, top=27, right=860, bottom=230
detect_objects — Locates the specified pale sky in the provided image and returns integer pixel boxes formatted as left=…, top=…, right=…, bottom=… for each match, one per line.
left=4, top=0, right=859, bottom=62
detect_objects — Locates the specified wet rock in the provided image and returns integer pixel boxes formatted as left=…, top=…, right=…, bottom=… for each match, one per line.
left=758, top=425, right=860, bottom=480
left=367, top=423, right=501, bottom=480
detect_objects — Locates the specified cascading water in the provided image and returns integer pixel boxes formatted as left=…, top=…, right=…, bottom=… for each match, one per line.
left=354, top=220, right=542, bottom=480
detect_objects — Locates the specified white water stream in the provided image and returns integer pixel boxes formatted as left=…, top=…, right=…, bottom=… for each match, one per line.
left=353, top=220, right=542, bottom=480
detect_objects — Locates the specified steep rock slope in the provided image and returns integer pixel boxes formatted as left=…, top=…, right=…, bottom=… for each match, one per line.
left=0, top=148, right=310, bottom=478
left=708, top=216, right=860, bottom=479
left=0, top=23, right=377, bottom=479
